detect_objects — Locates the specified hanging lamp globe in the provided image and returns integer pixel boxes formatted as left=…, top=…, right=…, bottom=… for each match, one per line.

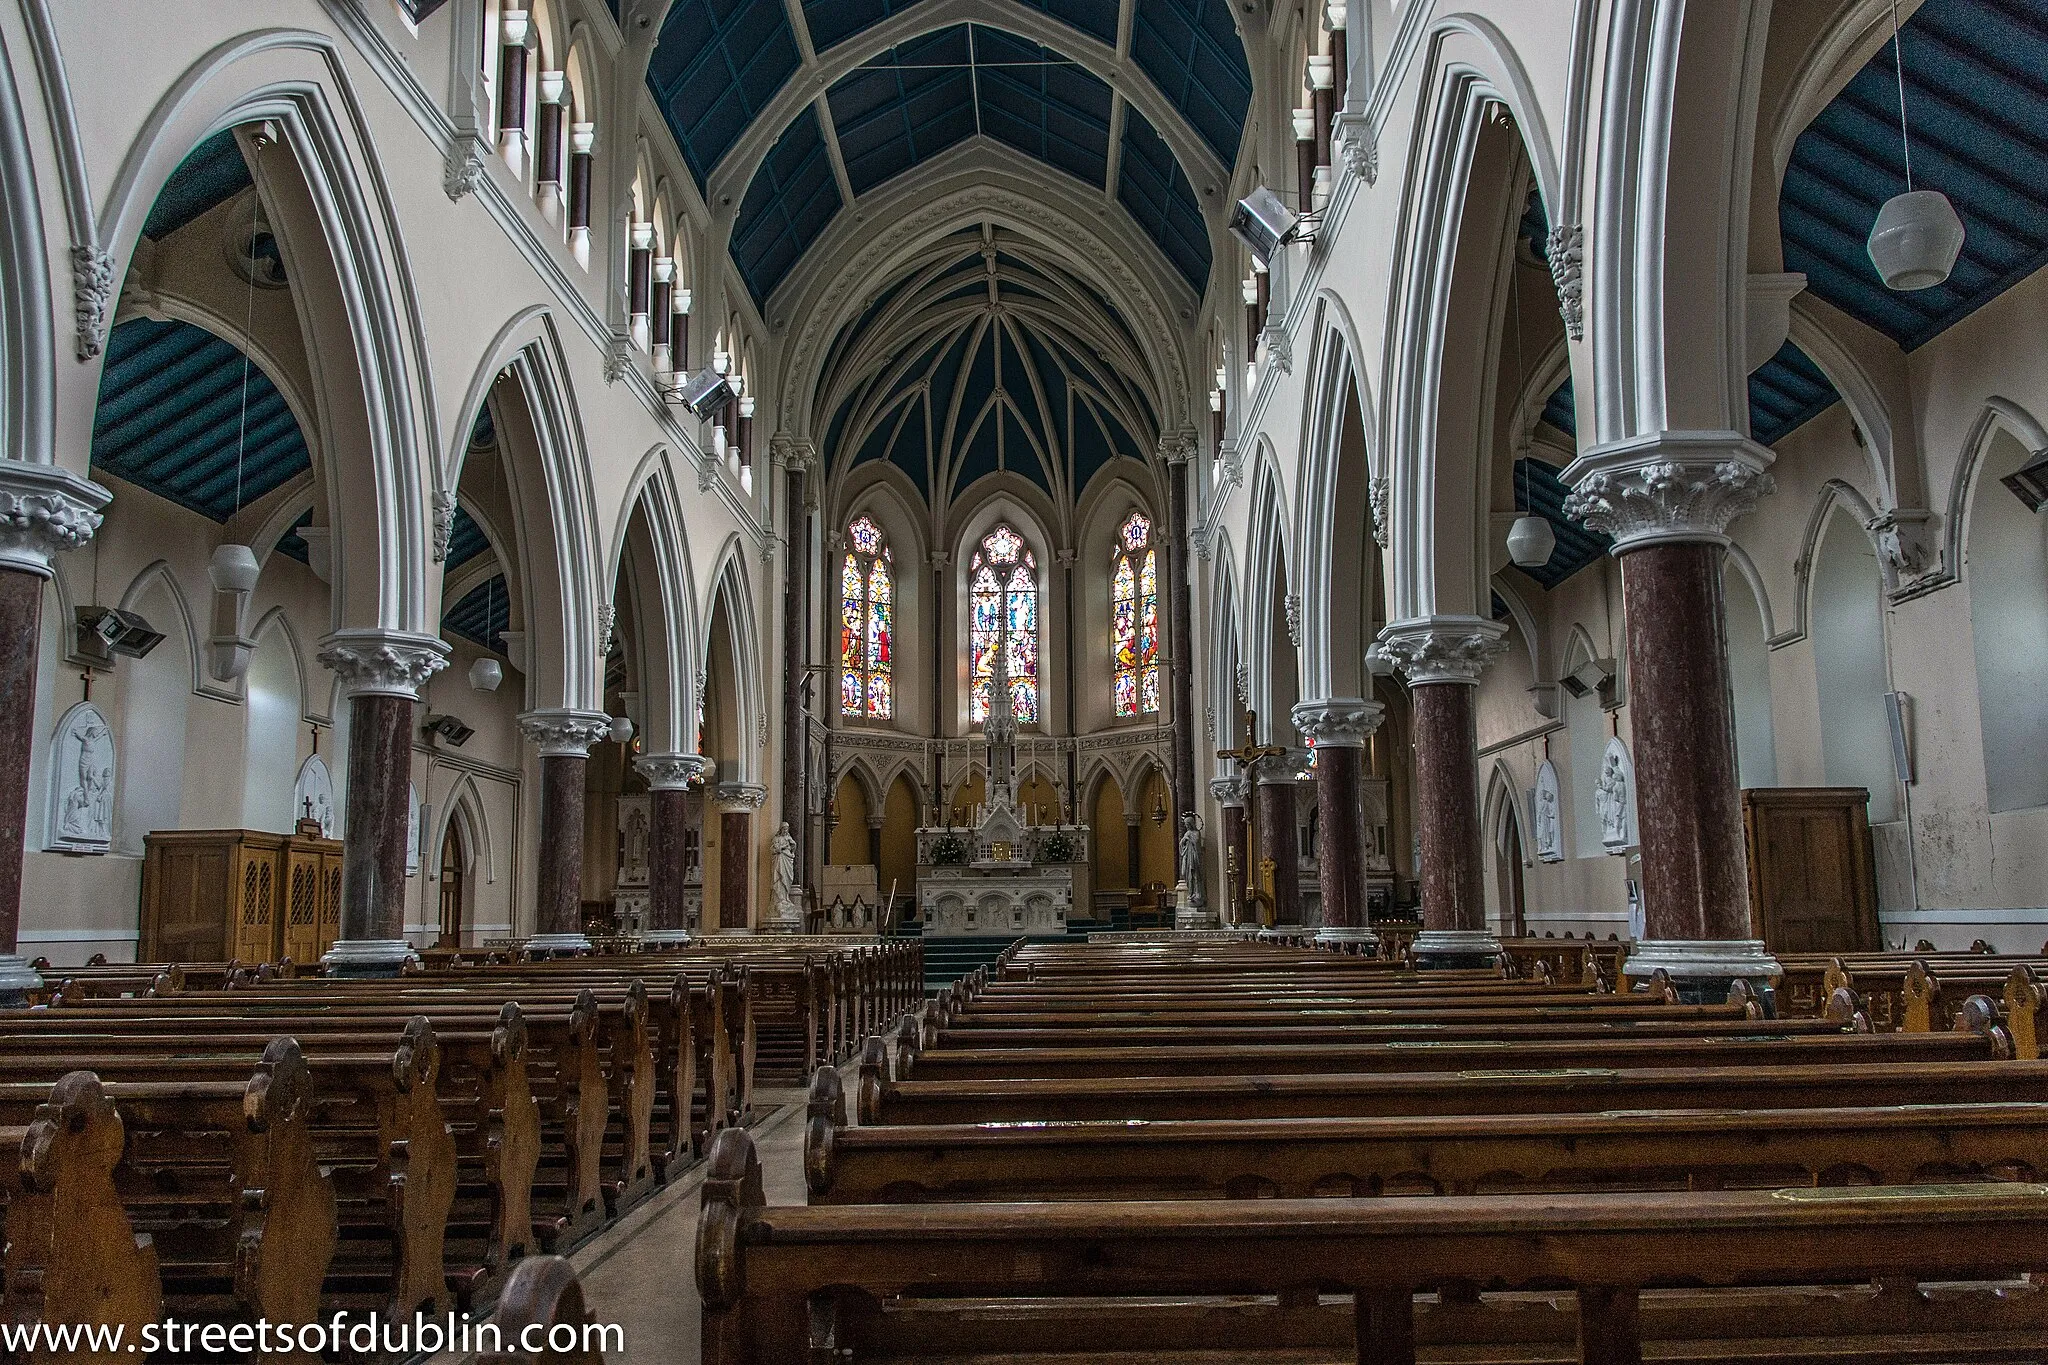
left=207, top=542, right=262, bottom=594
left=1867, top=189, right=1964, bottom=291
left=1507, top=514, right=1556, bottom=569
left=467, top=657, right=503, bottom=692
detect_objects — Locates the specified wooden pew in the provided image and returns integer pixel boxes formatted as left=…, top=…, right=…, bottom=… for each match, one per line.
left=698, top=1126, right=2048, bottom=1365
left=807, top=1064, right=2048, bottom=1205
left=478, top=1255, right=609, bottom=1365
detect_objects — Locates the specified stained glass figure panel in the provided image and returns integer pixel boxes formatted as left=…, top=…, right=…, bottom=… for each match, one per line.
left=841, top=516, right=894, bottom=719
left=968, top=522, right=1040, bottom=725
left=1111, top=514, right=1161, bottom=716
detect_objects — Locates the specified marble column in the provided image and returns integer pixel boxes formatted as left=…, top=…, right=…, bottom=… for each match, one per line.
left=636, top=753, right=707, bottom=944
left=518, top=709, right=612, bottom=955
left=1165, top=439, right=1199, bottom=826
left=1253, top=752, right=1304, bottom=926
left=0, top=461, right=108, bottom=1002
left=777, top=442, right=813, bottom=928
left=1565, top=436, right=1781, bottom=1000
left=1380, top=620, right=1507, bottom=968
left=318, top=629, right=450, bottom=976
left=1293, top=698, right=1386, bottom=948
left=1211, top=775, right=1249, bottom=930
left=715, top=783, right=766, bottom=932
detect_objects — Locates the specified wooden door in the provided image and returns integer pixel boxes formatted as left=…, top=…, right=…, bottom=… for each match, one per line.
left=281, top=847, right=324, bottom=965
left=1498, top=818, right=1528, bottom=939
left=230, top=840, right=282, bottom=964
left=437, top=823, right=465, bottom=948
left=1742, top=787, right=1879, bottom=954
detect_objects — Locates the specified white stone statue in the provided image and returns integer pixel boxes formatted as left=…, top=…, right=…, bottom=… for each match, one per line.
left=770, top=821, right=800, bottom=917
left=1531, top=760, right=1564, bottom=863
left=1176, top=811, right=1205, bottom=909
left=1594, top=738, right=1638, bottom=854
left=405, top=784, right=420, bottom=874
left=46, top=702, right=113, bottom=853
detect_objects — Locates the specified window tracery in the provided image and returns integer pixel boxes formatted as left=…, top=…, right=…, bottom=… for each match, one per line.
left=1111, top=511, right=1159, bottom=718
left=840, top=515, right=893, bottom=720
left=970, top=524, right=1039, bottom=725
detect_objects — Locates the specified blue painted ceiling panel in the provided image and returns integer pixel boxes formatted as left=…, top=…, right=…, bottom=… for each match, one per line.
left=1748, top=340, right=1843, bottom=447
left=803, top=0, right=928, bottom=50
left=647, top=0, right=803, bottom=189
left=1130, top=0, right=1251, bottom=165
left=827, top=26, right=977, bottom=195
left=445, top=505, right=491, bottom=571
left=443, top=575, right=509, bottom=654
left=1117, top=105, right=1211, bottom=292
left=975, top=28, right=1112, bottom=187
left=1781, top=0, right=2048, bottom=350
left=92, top=317, right=311, bottom=522
left=143, top=129, right=252, bottom=241
left=1017, top=0, right=1115, bottom=45
left=1539, top=377, right=1576, bottom=440
left=731, top=106, right=844, bottom=306
left=275, top=507, right=314, bottom=565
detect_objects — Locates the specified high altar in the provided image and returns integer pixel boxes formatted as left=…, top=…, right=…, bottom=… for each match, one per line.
left=914, top=647, right=1088, bottom=937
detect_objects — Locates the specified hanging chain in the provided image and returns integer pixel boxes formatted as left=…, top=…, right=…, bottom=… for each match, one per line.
left=234, top=136, right=262, bottom=514
left=1890, top=0, right=1914, bottom=191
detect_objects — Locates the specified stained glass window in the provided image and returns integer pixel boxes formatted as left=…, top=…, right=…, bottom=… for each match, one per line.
left=1112, top=511, right=1160, bottom=718
left=840, top=515, right=893, bottom=719
left=969, top=523, right=1039, bottom=724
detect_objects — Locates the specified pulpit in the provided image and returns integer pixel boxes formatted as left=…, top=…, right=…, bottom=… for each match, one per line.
left=140, top=828, right=344, bottom=964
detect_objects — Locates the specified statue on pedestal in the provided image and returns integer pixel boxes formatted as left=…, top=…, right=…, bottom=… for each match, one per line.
left=770, top=822, right=800, bottom=921
left=1176, top=811, right=1205, bottom=910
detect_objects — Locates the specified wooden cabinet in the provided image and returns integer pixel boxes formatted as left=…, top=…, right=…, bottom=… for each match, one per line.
left=1741, top=788, right=1879, bottom=955
left=141, top=830, right=344, bottom=965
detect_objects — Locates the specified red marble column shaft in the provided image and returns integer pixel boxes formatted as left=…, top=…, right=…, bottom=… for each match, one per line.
left=338, top=692, right=415, bottom=943
left=1256, top=777, right=1302, bottom=924
left=536, top=754, right=586, bottom=937
left=648, top=787, right=689, bottom=934
left=1621, top=541, right=1754, bottom=942
left=1166, top=460, right=1197, bottom=821
left=1219, top=800, right=1247, bottom=925
left=720, top=810, right=751, bottom=929
left=1411, top=682, right=1485, bottom=934
left=0, top=570, right=43, bottom=954
left=1315, top=744, right=1367, bottom=932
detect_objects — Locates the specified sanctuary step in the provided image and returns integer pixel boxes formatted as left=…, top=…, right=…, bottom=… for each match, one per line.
left=921, top=937, right=1059, bottom=995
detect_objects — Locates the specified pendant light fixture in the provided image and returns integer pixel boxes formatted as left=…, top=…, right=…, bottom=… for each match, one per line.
left=207, top=124, right=276, bottom=682
left=1503, top=237, right=1554, bottom=569
left=1866, top=0, right=1964, bottom=291
left=469, top=574, right=504, bottom=691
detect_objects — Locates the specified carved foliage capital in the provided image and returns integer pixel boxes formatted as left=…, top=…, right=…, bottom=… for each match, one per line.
left=318, top=629, right=449, bottom=700
left=1562, top=454, right=1774, bottom=551
left=715, top=781, right=767, bottom=812
left=636, top=752, right=709, bottom=791
left=1290, top=697, right=1385, bottom=748
left=1209, top=775, right=1248, bottom=807
left=1377, top=619, right=1508, bottom=686
left=518, top=708, right=614, bottom=758
left=0, top=461, right=108, bottom=577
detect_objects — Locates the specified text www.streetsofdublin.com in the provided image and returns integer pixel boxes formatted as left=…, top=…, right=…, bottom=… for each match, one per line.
left=0, top=1313, right=626, bottom=1356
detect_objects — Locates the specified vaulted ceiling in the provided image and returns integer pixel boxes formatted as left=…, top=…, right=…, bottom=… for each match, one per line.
left=820, top=225, right=1160, bottom=514
left=647, top=0, right=1248, bottom=308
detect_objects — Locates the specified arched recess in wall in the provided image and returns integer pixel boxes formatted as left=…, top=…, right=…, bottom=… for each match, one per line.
left=113, top=569, right=192, bottom=854
left=1560, top=624, right=1609, bottom=860
left=1809, top=504, right=1898, bottom=824
left=1293, top=316, right=1379, bottom=702
left=701, top=542, right=761, bottom=785
left=1089, top=770, right=1128, bottom=894
left=876, top=773, right=921, bottom=904
left=1723, top=552, right=1778, bottom=789
left=242, top=610, right=304, bottom=833
left=1483, top=758, right=1528, bottom=938
left=1965, top=428, right=2048, bottom=813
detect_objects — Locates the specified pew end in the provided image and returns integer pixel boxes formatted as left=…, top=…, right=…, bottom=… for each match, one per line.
left=857, top=1038, right=890, bottom=1126
left=804, top=1066, right=846, bottom=1200
left=1823, top=986, right=1874, bottom=1032
left=2004, top=965, right=2042, bottom=1060
left=477, top=1256, right=606, bottom=1364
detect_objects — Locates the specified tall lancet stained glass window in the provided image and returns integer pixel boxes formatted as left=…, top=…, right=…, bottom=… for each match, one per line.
left=1112, top=511, right=1160, bottom=718
left=969, top=523, right=1039, bottom=724
left=840, top=515, right=893, bottom=719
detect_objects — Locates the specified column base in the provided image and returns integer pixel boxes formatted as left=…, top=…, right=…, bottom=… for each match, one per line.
left=1622, top=938, right=1782, bottom=1005
left=1411, top=928, right=1502, bottom=970
left=1315, top=925, right=1381, bottom=953
left=0, top=955, right=43, bottom=1007
left=525, top=932, right=593, bottom=959
left=1175, top=905, right=1220, bottom=930
left=639, top=929, right=694, bottom=947
left=320, top=938, right=416, bottom=979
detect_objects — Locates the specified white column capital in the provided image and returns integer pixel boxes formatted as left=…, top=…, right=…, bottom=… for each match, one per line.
left=1291, top=697, right=1384, bottom=748
left=714, top=781, right=767, bottom=812
left=1376, top=616, right=1507, bottom=686
left=636, top=752, right=708, bottom=791
left=0, top=460, right=108, bottom=578
left=1561, top=431, right=1776, bottom=552
left=317, top=629, right=449, bottom=701
left=1209, top=775, right=1247, bottom=807
left=1253, top=749, right=1310, bottom=785
left=518, top=708, right=613, bottom=758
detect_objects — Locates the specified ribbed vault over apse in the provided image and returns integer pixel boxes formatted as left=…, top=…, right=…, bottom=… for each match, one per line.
left=819, top=225, right=1162, bottom=517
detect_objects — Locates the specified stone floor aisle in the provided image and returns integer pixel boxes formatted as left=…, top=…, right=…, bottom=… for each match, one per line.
left=441, top=1084, right=812, bottom=1365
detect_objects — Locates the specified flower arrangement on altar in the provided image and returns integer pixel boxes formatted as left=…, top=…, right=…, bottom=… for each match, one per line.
left=929, top=833, right=970, bottom=866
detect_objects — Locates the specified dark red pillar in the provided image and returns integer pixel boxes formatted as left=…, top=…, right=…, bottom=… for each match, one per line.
left=518, top=710, right=610, bottom=954
left=1294, top=699, right=1384, bottom=946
